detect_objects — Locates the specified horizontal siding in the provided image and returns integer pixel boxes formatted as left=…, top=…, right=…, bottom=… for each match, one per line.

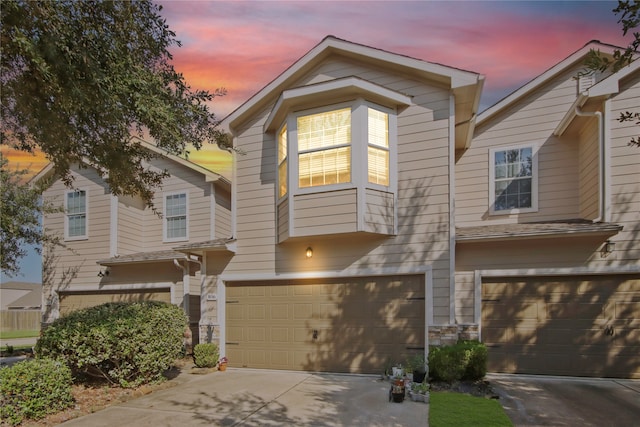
left=579, top=117, right=600, bottom=219
left=293, top=189, right=358, bottom=236
left=277, top=198, right=289, bottom=242
left=456, top=64, right=584, bottom=226
left=364, top=189, right=394, bottom=235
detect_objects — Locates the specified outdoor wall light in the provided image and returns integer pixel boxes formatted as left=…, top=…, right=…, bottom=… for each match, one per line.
left=97, top=269, right=110, bottom=277
left=600, top=240, right=615, bottom=258
left=306, top=247, right=313, bottom=258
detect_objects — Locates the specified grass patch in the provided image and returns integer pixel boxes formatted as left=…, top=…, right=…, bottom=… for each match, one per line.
left=0, top=329, right=40, bottom=339
left=430, top=391, right=512, bottom=427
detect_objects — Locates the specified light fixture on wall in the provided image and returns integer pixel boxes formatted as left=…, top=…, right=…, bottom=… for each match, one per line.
left=600, top=240, right=615, bottom=258
left=306, top=247, right=313, bottom=258
left=97, top=269, right=110, bottom=278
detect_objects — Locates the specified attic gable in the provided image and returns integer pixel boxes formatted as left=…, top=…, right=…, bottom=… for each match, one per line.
left=224, top=36, right=484, bottom=149
left=478, top=41, right=621, bottom=127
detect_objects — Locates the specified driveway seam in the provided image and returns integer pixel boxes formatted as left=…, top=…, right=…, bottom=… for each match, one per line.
left=231, top=374, right=314, bottom=426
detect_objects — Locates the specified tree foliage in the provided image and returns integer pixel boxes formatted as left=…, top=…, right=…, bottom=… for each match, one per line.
left=0, top=153, right=53, bottom=275
left=1, top=0, right=230, bottom=207
left=585, top=0, right=639, bottom=147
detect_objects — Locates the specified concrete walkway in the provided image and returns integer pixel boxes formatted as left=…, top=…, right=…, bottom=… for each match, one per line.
left=0, top=336, right=38, bottom=348
left=61, top=369, right=428, bottom=426
left=489, top=373, right=640, bottom=427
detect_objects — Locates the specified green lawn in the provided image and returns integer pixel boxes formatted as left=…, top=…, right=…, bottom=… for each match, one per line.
left=430, top=392, right=513, bottom=427
left=0, top=330, right=40, bottom=340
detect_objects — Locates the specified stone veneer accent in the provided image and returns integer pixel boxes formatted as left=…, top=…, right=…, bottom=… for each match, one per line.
left=428, top=324, right=479, bottom=347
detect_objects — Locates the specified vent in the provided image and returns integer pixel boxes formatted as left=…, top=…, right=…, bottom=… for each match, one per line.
left=578, top=73, right=597, bottom=94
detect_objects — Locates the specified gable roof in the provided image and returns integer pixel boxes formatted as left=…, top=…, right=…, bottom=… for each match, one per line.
left=478, top=40, right=622, bottom=127
left=223, top=35, right=484, bottom=149
left=554, top=58, right=640, bottom=136
left=30, top=137, right=229, bottom=188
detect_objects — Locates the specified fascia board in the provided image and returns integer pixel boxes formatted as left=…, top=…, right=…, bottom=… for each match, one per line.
left=588, top=59, right=640, bottom=97
left=263, top=77, right=413, bottom=133
left=478, top=43, right=617, bottom=126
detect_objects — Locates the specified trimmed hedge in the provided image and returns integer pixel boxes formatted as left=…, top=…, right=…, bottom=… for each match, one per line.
left=193, top=343, right=219, bottom=368
left=35, top=301, right=188, bottom=388
left=429, top=340, right=487, bottom=383
left=0, top=358, right=73, bottom=426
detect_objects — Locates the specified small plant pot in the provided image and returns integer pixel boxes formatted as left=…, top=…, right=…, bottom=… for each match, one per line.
left=392, top=392, right=405, bottom=403
left=218, top=363, right=227, bottom=371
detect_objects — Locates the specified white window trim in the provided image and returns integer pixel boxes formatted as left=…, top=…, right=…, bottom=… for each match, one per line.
left=163, top=191, right=189, bottom=243
left=286, top=99, right=396, bottom=198
left=64, top=188, right=89, bottom=241
left=276, top=123, right=288, bottom=202
left=489, top=143, right=539, bottom=215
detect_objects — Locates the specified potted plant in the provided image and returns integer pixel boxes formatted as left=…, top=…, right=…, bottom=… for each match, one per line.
left=410, top=381, right=430, bottom=403
left=218, top=356, right=228, bottom=371
left=408, top=354, right=427, bottom=383
left=391, top=363, right=404, bottom=378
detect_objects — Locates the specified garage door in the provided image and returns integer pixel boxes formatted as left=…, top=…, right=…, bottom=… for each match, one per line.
left=482, top=275, right=640, bottom=378
left=59, top=288, right=171, bottom=316
left=226, top=275, right=425, bottom=373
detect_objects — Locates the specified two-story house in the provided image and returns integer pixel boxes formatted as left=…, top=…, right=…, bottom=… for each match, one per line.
left=39, top=36, right=639, bottom=378
left=35, top=139, right=233, bottom=343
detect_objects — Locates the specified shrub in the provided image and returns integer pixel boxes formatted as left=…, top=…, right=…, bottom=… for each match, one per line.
left=35, top=301, right=188, bottom=388
left=428, top=340, right=487, bottom=383
left=193, top=343, right=219, bottom=368
left=0, top=358, right=73, bottom=426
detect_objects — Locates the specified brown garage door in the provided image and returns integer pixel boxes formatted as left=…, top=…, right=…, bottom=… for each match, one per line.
left=226, top=275, right=425, bottom=373
left=482, top=275, right=640, bottom=378
left=59, top=289, right=171, bottom=316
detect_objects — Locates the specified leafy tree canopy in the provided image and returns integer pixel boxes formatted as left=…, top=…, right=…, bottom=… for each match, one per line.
left=0, top=153, right=52, bottom=275
left=585, top=0, right=639, bottom=147
left=1, top=0, right=229, bottom=207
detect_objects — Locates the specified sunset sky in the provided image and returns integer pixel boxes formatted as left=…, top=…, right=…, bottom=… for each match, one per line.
left=1, top=0, right=633, bottom=282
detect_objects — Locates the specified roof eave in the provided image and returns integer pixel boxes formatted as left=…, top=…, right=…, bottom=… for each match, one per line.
left=456, top=226, right=622, bottom=243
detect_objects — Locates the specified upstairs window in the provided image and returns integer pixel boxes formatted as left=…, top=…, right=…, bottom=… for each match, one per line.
left=65, top=190, right=87, bottom=240
left=164, top=192, right=188, bottom=241
left=490, top=145, right=538, bottom=214
left=297, top=107, right=351, bottom=188
left=367, top=108, right=389, bottom=186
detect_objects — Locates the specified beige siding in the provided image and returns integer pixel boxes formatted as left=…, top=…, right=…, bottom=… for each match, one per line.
left=578, top=117, right=600, bottom=219
left=215, top=183, right=232, bottom=239
left=609, top=71, right=640, bottom=266
left=118, top=194, right=145, bottom=253
left=293, top=189, right=358, bottom=237
left=227, top=56, right=453, bottom=324
left=456, top=66, right=584, bottom=226
left=364, top=189, right=395, bottom=234
left=277, top=198, right=289, bottom=242
left=42, top=166, right=112, bottom=286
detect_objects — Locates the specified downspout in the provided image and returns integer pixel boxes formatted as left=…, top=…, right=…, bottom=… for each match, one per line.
left=574, top=106, right=604, bottom=223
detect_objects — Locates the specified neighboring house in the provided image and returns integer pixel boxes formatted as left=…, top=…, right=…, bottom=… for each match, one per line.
left=35, top=139, right=232, bottom=343
left=39, top=36, right=639, bottom=378
left=0, top=281, right=41, bottom=333
left=0, top=281, right=41, bottom=311
left=455, top=41, right=640, bottom=378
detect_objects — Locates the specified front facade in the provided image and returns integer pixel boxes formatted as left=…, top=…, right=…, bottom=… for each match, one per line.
left=41, top=37, right=639, bottom=378
left=37, top=140, right=232, bottom=344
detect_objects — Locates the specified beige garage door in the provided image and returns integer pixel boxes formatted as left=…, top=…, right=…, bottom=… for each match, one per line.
left=226, top=275, right=425, bottom=373
left=482, top=275, right=640, bottom=378
left=59, top=289, right=171, bottom=316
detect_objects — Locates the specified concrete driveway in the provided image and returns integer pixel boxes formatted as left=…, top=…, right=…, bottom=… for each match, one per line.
left=61, top=369, right=428, bottom=426
left=488, top=373, right=640, bottom=427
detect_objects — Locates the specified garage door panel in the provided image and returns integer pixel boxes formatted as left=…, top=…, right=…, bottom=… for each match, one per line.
left=483, top=275, right=640, bottom=378
left=227, top=275, right=425, bottom=373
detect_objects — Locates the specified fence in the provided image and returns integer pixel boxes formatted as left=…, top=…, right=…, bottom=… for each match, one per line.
left=0, top=310, right=41, bottom=332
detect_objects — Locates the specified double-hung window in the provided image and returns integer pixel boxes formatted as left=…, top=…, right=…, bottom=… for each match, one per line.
left=164, top=192, right=188, bottom=241
left=297, top=107, right=352, bottom=188
left=278, top=125, right=288, bottom=198
left=65, top=190, right=87, bottom=240
left=490, top=145, right=538, bottom=213
left=367, top=107, right=389, bottom=186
